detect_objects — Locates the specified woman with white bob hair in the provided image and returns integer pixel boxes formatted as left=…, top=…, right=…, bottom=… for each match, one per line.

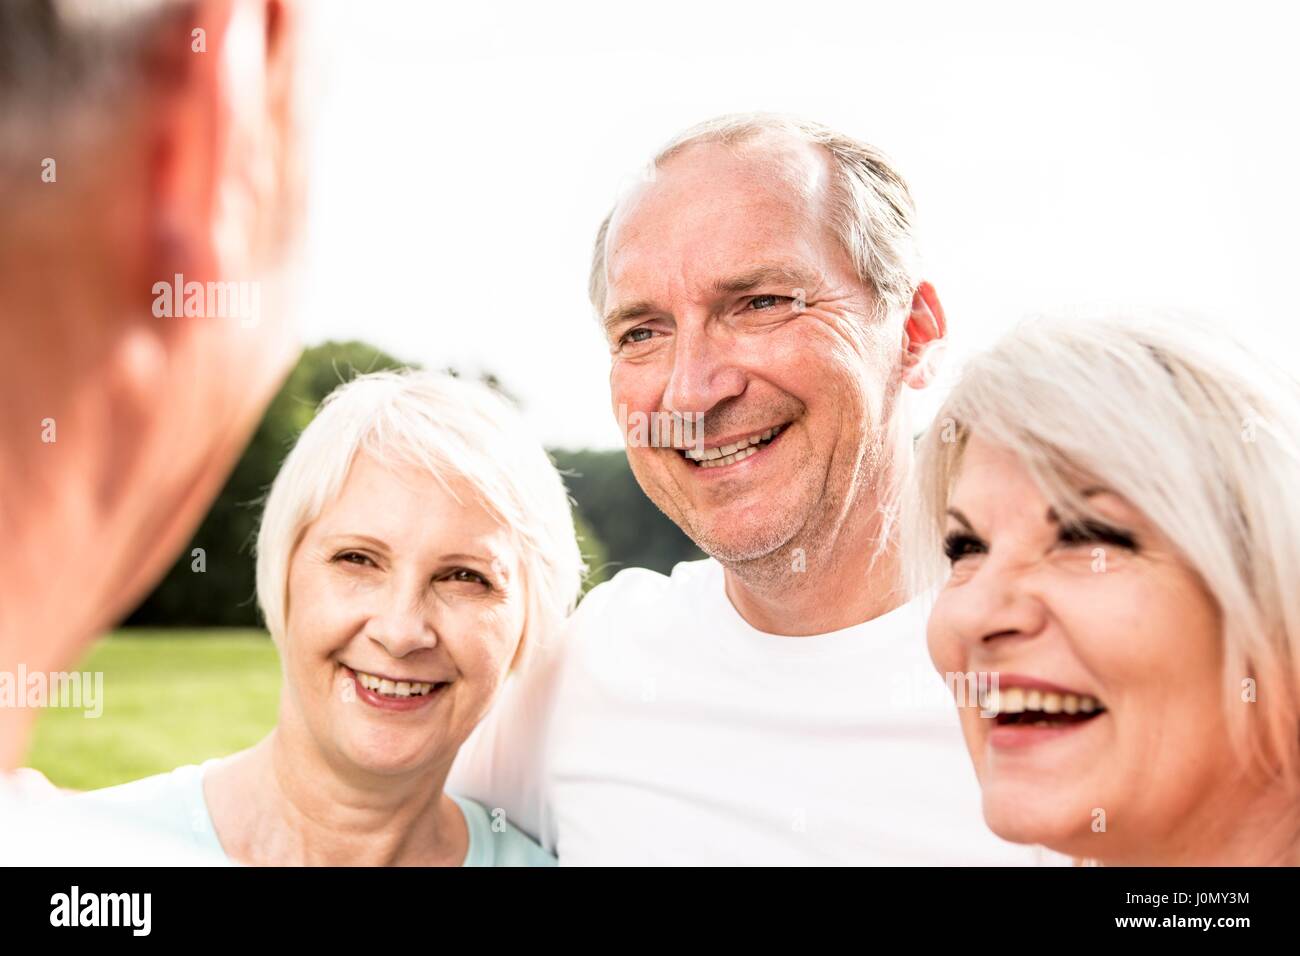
left=912, top=310, right=1300, bottom=866
left=78, top=369, right=584, bottom=865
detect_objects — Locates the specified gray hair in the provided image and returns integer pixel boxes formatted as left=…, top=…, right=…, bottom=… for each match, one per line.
left=588, top=112, right=922, bottom=322
left=909, top=309, right=1300, bottom=794
left=0, top=0, right=188, bottom=173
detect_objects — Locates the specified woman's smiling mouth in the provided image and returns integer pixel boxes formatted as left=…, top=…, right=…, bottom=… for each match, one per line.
left=342, top=665, right=452, bottom=711
left=980, top=678, right=1108, bottom=750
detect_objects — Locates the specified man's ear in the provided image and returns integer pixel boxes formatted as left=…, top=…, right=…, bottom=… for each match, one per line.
left=142, top=0, right=294, bottom=290
left=900, top=280, right=948, bottom=390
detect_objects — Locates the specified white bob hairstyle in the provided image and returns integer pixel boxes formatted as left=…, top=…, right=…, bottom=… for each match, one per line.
left=255, top=369, right=585, bottom=667
left=910, top=309, right=1300, bottom=795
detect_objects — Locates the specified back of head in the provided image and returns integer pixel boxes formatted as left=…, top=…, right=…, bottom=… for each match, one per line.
left=0, top=0, right=305, bottom=723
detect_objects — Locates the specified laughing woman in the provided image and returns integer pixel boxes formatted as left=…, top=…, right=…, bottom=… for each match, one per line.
left=78, top=370, right=584, bottom=865
left=910, top=311, right=1300, bottom=866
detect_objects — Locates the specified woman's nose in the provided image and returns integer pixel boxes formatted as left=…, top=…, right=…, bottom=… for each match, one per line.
left=365, top=583, right=439, bottom=658
left=947, top=560, right=1048, bottom=652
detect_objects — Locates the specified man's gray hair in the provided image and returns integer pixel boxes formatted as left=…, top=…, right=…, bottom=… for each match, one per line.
left=588, top=112, right=922, bottom=322
left=0, top=0, right=187, bottom=170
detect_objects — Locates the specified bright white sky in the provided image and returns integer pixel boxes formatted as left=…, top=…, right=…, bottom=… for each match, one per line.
left=298, top=0, right=1299, bottom=450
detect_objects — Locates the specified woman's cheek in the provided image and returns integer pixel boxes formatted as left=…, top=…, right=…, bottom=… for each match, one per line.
left=442, top=599, right=523, bottom=683
left=926, top=601, right=965, bottom=677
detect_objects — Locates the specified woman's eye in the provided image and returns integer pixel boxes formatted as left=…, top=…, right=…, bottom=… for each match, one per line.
left=335, top=551, right=375, bottom=567
left=444, top=568, right=490, bottom=588
left=1056, top=521, right=1137, bottom=551
left=943, top=532, right=986, bottom=563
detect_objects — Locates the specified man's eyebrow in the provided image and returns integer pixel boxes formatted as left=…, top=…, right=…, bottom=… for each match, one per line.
left=711, top=265, right=817, bottom=297
left=602, top=300, right=659, bottom=335
left=601, top=264, right=817, bottom=334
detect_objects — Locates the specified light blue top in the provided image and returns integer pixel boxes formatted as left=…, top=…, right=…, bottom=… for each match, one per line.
left=75, top=759, right=555, bottom=867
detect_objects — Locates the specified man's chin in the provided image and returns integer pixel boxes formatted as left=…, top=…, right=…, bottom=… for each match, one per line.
left=685, top=512, right=804, bottom=566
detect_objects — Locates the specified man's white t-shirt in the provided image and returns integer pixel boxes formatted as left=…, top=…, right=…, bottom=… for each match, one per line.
left=450, top=558, right=1048, bottom=865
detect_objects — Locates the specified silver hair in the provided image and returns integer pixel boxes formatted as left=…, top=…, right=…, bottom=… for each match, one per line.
left=0, top=0, right=188, bottom=172
left=588, top=112, right=921, bottom=322
left=909, top=308, right=1300, bottom=793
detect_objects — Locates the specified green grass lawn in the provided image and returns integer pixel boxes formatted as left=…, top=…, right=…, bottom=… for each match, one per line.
left=26, top=629, right=283, bottom=791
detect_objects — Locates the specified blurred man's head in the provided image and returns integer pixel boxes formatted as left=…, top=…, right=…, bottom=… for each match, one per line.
left=592, top=114, right=945, bottom=580
left=0, top=0, right=305, bottom=746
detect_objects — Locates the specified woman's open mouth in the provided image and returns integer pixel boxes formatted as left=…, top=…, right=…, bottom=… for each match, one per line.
left=680, top=423, right=786, bottom=470
left=981, top=684, right=1107, bottom=749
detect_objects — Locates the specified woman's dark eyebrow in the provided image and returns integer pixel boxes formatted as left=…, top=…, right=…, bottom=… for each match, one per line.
left=945, top=507, right=974, bottom=531
left=1045, top=488, right=1107, bottom=524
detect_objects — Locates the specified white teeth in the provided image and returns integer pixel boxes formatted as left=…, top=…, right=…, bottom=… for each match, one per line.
left=685, top=424, right=784, bottom=465
left=698, top=445, right=758, bottom=469
left=352, top=669, right=441, bottom=698
left=984, top=686, right=1104, bottom=719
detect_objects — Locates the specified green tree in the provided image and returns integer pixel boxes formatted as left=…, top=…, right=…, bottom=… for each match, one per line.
left=126, top=341, right=413, bottom=628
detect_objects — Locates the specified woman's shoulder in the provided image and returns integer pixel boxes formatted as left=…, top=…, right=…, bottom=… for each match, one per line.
left=75, top=760, right=226, bottom=856
left=450, top=794, right=557, bottom=867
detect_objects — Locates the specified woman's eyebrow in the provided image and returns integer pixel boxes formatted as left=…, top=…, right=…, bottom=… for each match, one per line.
left=442, top=551, right=497, bottom=566
left=1045, top=489, right=1109, bottom=524
left=945, top=507, right=975, bottom=531
left=322, top=533, right=390, bottom=550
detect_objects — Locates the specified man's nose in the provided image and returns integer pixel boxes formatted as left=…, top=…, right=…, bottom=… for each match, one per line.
left=660, top=319, right=747, bottom=417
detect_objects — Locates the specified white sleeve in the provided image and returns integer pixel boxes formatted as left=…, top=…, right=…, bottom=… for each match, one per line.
left=446, top=616, right=574, bottom=852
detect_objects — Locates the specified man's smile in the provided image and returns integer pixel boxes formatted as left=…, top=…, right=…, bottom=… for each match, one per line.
left=676, top=422, right=789, bottom=471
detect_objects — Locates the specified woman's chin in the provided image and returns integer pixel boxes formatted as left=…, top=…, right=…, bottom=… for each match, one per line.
left=982, top=787, right=1096, bottom=854
left=335, top=730, right=445, bottom=778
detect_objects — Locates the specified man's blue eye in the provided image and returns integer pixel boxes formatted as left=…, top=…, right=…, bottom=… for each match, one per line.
left=749, top=295, right=783, bottom=310
left=622, top=327, right=654, bottom=345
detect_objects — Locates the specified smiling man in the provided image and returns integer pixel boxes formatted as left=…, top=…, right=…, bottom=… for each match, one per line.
left=450, top=114, right=1041, bottom=864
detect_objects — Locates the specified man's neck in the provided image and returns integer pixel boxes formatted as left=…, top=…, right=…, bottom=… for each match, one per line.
left=720, top=452, right=909, bottom=636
